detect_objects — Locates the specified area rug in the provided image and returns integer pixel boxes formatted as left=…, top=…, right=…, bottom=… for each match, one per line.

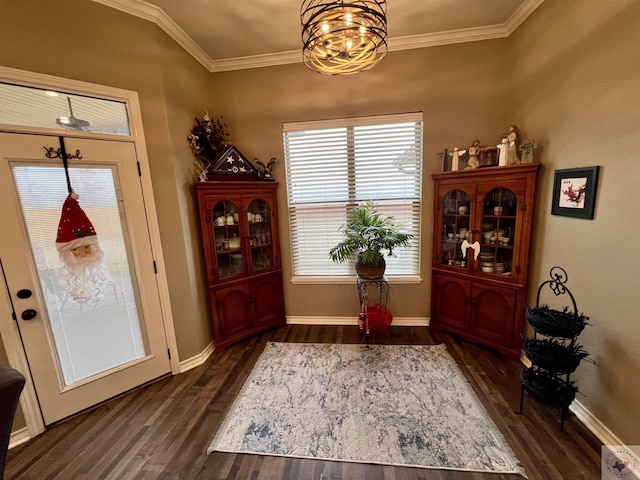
left=208, top=342, right=526, bottom=476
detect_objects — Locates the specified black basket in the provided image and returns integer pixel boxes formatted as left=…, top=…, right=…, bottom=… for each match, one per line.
left=520, top=367, right=577, bottom=408
left=525, top=306, right=587, bottom=339
left=523, top=339, right=582, bottom=374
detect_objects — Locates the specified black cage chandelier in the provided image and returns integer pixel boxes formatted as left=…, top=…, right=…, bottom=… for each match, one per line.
left=301, top=0, right=388, bottom=75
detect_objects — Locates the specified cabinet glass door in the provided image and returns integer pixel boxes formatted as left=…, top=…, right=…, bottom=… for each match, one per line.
left=478, top=187, right=517, bottom=278
left=211, top=200, right=244, bottom=278
left=246, top=198, right=273, bottom=272
left=440, top=188, right=472, bottom=269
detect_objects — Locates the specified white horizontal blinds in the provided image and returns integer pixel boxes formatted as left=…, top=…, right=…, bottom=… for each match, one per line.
left=284, top=113, right=423, bottom=277
left=285, top=127, right=352, bottom=275
left=354, top=122, right=422, bottom=275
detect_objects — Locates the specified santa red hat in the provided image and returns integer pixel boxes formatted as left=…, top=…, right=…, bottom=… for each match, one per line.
left=56, top=192, right=99, bottom=252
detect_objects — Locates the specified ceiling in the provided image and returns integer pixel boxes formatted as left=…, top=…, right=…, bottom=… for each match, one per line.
left=92, top=0, right=543, bottom=72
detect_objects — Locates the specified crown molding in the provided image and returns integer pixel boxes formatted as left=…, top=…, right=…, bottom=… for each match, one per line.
left=389, top=23, right=508, bottom=52
left=506, top=0, right=545, bottom=35
left=210, top=50, right=302, bottom=73
left=92, top=0, right=543, bottom=73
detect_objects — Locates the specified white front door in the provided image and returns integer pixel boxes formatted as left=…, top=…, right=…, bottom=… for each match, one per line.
left=0, top=132, right=171, bottom=424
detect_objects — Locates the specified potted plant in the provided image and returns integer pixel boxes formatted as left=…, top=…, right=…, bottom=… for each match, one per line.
left=329, top=200, right=413, bottom=279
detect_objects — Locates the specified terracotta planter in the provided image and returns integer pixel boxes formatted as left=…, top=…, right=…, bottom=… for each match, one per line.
left=355, top=254, right=386, bottom=280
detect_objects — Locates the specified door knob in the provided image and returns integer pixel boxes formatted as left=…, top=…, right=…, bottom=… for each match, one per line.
left=21, top=309, right=37, bottom=321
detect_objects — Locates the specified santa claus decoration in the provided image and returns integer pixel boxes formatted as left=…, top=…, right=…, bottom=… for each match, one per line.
left=56, top=191, right=108, bottom=303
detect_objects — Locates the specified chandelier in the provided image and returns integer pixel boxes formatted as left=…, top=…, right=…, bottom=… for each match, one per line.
left=301, top=0, right=388, bottom=75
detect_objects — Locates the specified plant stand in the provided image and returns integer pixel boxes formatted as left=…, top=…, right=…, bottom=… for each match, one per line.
left=518, top=266, right=589, bottom=430
left=357, top=276, right=391, bottom=340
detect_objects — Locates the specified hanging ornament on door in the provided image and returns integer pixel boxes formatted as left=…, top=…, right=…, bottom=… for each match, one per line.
left=55, top=137, right=108, bottom=303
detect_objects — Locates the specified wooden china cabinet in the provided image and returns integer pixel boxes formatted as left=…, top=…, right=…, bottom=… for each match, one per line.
left=430, top=164, right=539, bottom=357
left=196, top=180, right=285, bottom=350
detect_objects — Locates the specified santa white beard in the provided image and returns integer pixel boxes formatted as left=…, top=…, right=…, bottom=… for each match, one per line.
left=59, top=245, right=109, bottom=304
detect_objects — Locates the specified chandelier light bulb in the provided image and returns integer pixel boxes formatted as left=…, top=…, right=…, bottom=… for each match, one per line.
left=301, top=0, right=388, bottom=75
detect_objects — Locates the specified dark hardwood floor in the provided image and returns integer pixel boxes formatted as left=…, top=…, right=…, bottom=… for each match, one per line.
left=5, top=325, right=601, bottom=479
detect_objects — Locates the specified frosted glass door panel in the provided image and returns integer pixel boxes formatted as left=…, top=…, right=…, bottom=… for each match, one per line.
left=13, top=165, right=146, bottom=386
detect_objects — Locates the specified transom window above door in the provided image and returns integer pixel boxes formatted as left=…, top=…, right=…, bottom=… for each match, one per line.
left=0, top=82, right=130, bottom=135
left=283, top=113, right=423, bottom=281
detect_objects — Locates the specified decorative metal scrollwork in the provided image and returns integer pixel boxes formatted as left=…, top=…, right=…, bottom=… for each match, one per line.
left=535, top=266, right=578, bottom=317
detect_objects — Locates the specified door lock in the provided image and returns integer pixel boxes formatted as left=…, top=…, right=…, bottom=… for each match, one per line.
left=21, top=309, right=37, bottom=321
left=17, top=289, right=32, bottom=299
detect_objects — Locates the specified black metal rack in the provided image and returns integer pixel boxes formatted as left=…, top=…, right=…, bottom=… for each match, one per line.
left=519, top=266, right=590, bottom=430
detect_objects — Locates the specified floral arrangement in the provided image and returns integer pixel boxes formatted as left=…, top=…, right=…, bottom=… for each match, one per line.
left=187, top=109, right=230, bottom=160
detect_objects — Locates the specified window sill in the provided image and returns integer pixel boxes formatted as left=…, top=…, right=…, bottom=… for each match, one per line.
left=290, top=275, right=423, bottom=285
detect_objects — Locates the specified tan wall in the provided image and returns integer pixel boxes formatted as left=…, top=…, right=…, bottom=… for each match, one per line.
left=209, top=40, right=509, bottom=318
left=154, top=29, right=215, bottom=357
left=507, top=0, right=640, bottom=444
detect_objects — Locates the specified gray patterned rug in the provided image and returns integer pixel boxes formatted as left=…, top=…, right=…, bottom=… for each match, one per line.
left=208, top=342, right=526, bottom=476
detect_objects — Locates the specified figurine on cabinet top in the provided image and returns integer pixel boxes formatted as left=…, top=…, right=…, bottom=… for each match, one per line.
left=255, top=157, right=277, bottom=180
left=497, top=136, right=509, bottom=166
left=496, top=125, right=520, bottom=166
left=440, top=125, right=531, bottom=171
left=440, top=140, right=486, bottom=171
left=465, top=139, right=481, bottom=169
left=444, top=147, right=468, bottom=171
left=506, top=125, right=521, bottom=164
left=519, top=138, right=537, bottom=163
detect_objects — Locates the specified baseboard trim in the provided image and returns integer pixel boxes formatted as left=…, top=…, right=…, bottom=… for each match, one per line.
left=569, top=399, right=624, bottom=446
left=9, top=427, right=30, bottom=449
left=285, top=316, right=430, bottom=327
left=179, top=341, right=215, bottom=373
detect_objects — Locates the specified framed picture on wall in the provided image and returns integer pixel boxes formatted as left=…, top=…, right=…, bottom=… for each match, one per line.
left=551, top=166, right=600, bottom=219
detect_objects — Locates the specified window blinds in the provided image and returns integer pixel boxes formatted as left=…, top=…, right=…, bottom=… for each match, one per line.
left=283, top=113, right=423, bottom=277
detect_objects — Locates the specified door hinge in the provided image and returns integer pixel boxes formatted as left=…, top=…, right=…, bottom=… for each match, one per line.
left=521, top=203, right=526, bottom=212
left=137, top=161, right=142, bottom=177
left=515, top=265, right=521, bottom=274
left=153, top=261, right=158, bottom=274
left=167, top=348, right=171, bottom=359
left=11, top=312, right=17, bottom=322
